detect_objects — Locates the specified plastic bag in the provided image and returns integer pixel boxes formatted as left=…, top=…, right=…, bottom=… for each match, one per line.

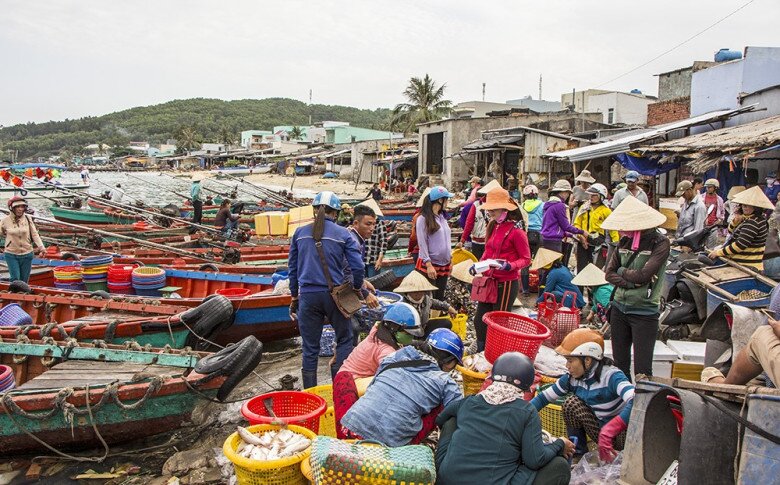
left=570, top=451, right=623, bottom=485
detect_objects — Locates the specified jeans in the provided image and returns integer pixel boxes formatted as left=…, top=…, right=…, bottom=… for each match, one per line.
left=6, top=252, right=33, bottom=283
left=474, top=279, right=520, bottom=351
left=221, top=218, right=239, bottom=234
left=192, top=200, right=203, bottom=224
left=470, top=242, right=485, bottom=261
left=297, top=291, right=354, bottom=387
left=609, top=306, right=659, bottom=378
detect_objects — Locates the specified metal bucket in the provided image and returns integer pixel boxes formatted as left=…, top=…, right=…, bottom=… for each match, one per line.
left=738, top=394, right=780, bottom=483
left=706, top=277, right=773, bottom=317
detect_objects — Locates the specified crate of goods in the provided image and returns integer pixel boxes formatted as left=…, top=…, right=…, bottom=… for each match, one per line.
left=242, top=391, right=327, bottom=434
left=484, top=311, right=551, bottom=363
left=222, top=423, right=316, bottom=485
left=287, top=206, right=315, bottom=238
left=353, top=291, right=402, bottom=334
left=255, top=212, right=290, bottom=236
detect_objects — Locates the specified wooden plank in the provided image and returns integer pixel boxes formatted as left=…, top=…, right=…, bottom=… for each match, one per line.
left=0, top=343, right=199, bottom=368
left=18, top=378, right=122, bottom=390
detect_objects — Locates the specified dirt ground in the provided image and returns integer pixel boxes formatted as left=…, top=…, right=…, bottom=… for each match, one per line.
left=229, top=172, right=375, bottom=199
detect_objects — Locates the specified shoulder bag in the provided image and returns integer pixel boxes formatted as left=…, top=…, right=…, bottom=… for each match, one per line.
left=314, top=240, right=364, bottom=318
left=470, top=224, right=516, bottom=304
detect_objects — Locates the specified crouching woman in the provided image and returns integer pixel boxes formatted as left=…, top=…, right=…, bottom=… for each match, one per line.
left=531, top=329, right=634, bottom=463
left=339, top=328, right=463, bottom=446
left=435, top=352, right=573, bottom=484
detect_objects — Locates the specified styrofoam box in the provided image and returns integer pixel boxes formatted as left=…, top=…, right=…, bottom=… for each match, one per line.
left=665, top=340, right=707, bottom=364
left=604, top=340, right=678, bottom=378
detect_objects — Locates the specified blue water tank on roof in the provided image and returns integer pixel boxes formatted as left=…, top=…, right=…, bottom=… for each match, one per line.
left=630, top=89, right=642, bottom=94
left=714, top=48, right=742, bottom=62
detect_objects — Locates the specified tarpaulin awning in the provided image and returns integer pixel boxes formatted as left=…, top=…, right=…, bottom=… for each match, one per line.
left=614, top=153, right=679, bottom=176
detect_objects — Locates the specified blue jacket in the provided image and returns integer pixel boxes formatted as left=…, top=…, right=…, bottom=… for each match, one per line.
left=531, top=363, right=635, bottom=424
left=341, top=346, right=462, bottom=447
left=523, top=198, right=544, bottom=232
left=536, top=265, right=585, bottom=308
left=766, top=183, right=780, bottom=205
left=288, top=218, right=365, bottom=298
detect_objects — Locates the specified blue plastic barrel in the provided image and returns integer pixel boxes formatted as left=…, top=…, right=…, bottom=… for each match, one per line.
left=271, top=271, right=289, bottom=286
left=738, top=394, right=780, bottom=482
left=706, top=277, right=773, bottom=316
left=714, top=48, right=742, bottom=62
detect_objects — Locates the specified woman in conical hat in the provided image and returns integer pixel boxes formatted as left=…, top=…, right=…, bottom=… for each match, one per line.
left=708, top=186, right=771, bottom=271
left=572, top=263, right=614, bottom=327
left=394, top=270, right=457, bottom=335
left=602, top=195, right=670, bottom=379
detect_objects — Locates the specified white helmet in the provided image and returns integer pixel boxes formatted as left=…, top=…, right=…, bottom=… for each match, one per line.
left=586, top=183, right=608, bottom=199
left=568, top=342, right=603, bottom=360
left=522, top=184, right=539, bottom=196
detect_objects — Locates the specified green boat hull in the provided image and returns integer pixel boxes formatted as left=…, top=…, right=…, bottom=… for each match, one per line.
left=49, top=206, right=138, bottom=225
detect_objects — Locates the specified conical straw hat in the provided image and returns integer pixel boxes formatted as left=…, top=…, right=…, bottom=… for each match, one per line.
left=530, top=248, right=563, bottom=271
left=357, top=198, right=384, bottom=217
left=477, top=179, right=502, bottom=195
left=731, top=185, right=774, bottom=210
left=571, top=263, right=608, bottom=287
left=393, top=270, right=438, bottom=293
left=726, top=185, right=746, bottom=200
left=600, top=195, right=666, bottom=231
left=416, top=187, right=432, bottom=207
left=451, top=260, right=474, bottom=284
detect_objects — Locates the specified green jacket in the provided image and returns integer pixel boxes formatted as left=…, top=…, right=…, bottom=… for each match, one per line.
left=605, top=230, right=670, bottom=315
left=435, top=395, right=564, bottom=484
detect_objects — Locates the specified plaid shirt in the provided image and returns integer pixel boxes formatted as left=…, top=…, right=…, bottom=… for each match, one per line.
left=364, top=221, right=388, bottom=265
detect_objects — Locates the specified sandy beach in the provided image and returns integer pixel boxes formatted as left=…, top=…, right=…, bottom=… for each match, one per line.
left=203, top=172, right=377, bottom=199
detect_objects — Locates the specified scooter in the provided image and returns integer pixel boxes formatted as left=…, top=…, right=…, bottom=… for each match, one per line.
left=658, top=226, right=717, bottom=340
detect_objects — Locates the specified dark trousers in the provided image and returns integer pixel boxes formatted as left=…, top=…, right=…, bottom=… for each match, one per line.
left=436, top=417, right=570, bottom=485
left=432, top=274, right=448, bottom=301
left=576, top=243, right=595, bottom=274
left=192, top=200, right=203, bottom=224
left=470, top=242, right=485, bottom=261
left=538, top=239, right=563, bottom=293
left=561, top=241, right=574, bottom=267
left=562, top=395, right=626, bottom=455
left=297, top=291, right=354, bottom=388
left=521, top=230, right=541, bottom=293
left=610, top=306, right=659, bottom=378
left=474, top=279, right=520, bottom=351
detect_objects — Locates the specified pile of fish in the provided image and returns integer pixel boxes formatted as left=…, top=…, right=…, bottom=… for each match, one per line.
left=236, top=426, right=312, bottom=461
left=462, top=352, right=492, bottom=373
left=377, top=295, right=397, bottom=305
left=735, top=289, right=769, bottom=301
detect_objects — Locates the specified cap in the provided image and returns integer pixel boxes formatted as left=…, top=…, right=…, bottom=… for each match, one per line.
left=624, top=171, right=640, bottom=182
left=675, top=180, right=694, bottom=197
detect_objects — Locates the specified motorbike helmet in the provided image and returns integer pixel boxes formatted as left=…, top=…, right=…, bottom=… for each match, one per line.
left=383, top=302, right=424, bottom=337
left=567, top=342, right=604, bottom=360
left=425, top=328, right=464, bottom=364
left=490, top=352, right=535, bottom=390
left=429, top=186, right=454, bottom=202
left=586, top=183, right=608, bottom=199
left=312, top=191, right=342, bottom=211
left=555, top=328, right=604, bottom=356
left=7, top=196, right=27, bottom=210
left=704, top=178, right=720, bottom=189
left=522, top=184, right=539, bottom=196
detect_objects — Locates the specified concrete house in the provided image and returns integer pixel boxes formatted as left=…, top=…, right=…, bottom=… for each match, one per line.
left=561, top=89, right=656, bottom=125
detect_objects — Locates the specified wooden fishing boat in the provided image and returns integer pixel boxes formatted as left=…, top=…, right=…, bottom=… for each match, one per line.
left=0, top=337, right=260, bottom=454
left=0, top=182, right=90, bottom=201
left=49, top=205, right=141, bottom=225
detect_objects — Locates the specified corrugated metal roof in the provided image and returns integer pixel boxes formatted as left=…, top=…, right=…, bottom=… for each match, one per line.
left=462, top=135, right=523, bottom=150
left=545, top=105, right=757, bottom=163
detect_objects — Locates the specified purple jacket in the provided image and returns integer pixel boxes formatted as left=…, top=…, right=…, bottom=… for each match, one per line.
left=541, top=198, right=584, bottom=241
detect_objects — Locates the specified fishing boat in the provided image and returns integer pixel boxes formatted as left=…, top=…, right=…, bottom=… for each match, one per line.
left=0, top=182, right=90, bottom=201
left=210, top=166, right=257, bottom=177
left=49, top=205, right=141, bottom=225
left=0, top=336, right=261, bottom=453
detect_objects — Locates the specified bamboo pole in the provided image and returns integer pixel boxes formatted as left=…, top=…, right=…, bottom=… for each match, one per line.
left=716, top=258, right=779, bottom=288
left=682, top=271, right=739, bottom=302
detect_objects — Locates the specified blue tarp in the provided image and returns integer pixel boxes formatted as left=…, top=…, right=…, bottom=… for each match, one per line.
left=0, top=163, right=67, bottom=170
left=703, top=159, right=746, bottom=199
left=614, top=153, right=678, bottom=176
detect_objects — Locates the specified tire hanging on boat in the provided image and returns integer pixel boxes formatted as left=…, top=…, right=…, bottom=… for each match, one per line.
left=215, top=339, right=263, bottom=401
left=366, top=270, right=397, bottom=291
left=8, top=281, right=31, bottom=294
left=181, top=295, right=235, bottom=349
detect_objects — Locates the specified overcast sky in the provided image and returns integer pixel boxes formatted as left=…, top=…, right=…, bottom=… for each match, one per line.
left=1, top=0, right=777, bottom=126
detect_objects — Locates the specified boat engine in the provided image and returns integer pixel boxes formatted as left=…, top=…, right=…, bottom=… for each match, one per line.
left=156, top=204, right=180, bottom=227
left=86, top=233, right=103, bottom=250
left=221, top=246, right=241, bottom=264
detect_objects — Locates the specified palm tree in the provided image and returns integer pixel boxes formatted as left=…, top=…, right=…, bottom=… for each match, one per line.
left=289, top=126, right=303, bottom=140
left=391, top=74, right=453, bottom=134
left=176, top=126, right=200, bottom=154
left=217, top=126, right=235, bottom=149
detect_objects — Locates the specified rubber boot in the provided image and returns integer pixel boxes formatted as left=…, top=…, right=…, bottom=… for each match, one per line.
left=301, top=369, right=317, bottom=389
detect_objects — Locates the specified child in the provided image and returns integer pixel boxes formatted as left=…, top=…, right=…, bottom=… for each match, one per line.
left=532, top=248, right=585, bottom=308
left=394, top=270, right=456, bottom=336
left=571, top=263, right=614, bottom=327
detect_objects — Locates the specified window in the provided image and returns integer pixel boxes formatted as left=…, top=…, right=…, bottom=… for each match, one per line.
left=607, top=108, right=615, bottom=124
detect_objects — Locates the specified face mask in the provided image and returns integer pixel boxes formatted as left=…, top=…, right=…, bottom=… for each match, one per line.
left=768, top=179, right=776, bottom=185
left=496, top=211, right=508, bottom=223
left=395, top=331, right=414, bottom=345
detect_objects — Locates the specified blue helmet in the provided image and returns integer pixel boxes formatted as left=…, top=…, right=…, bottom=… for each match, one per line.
left=383, top=302, right=424, bottom=337
left=429, top=186, right=454, bottom=202
left=312, top=191, right=342, bottom=210
left=426, top=328, right=464, bottom=364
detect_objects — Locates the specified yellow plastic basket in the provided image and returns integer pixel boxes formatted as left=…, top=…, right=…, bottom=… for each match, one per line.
left=451, top=248, right=478, bottom=266
left=302, top=385, right=336, bottom=438
left=223, top=424, right=317, bottom=485
left=450, top=313, right=468, bottom=341
left=538, top=403, right=567, bottom=437
left=456, top=364, right=488, bottom=396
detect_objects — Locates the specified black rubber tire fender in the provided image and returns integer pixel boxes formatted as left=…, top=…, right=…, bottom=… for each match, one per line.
left=180, top=294, right=234, bottom=327
left=366, top=269, right=397, bottom=291
left=194, top=335, right=261, bottom=375
left=90, top=290, right=112, bottom=299
left=60, top=252, right=80, bottom=261
left=199, top=263, right=220, bottom=272
left=216, top=340, right=263, bottom=401
left=8, top=280, right=32, bottom=294
left=386, top=233, right=399, bottom=250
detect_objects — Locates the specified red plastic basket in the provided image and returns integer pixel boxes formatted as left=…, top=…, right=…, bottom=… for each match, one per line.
left=241, top=391, right=327, bottom=433
left=216, top=288, right=252, bottom=297
left=537, top=291, right=581, bottom=348
left=484, top=311, right=551, bottom=363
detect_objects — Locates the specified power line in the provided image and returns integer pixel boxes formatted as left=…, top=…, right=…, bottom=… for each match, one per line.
left=596, top=0, right=758, bottom=88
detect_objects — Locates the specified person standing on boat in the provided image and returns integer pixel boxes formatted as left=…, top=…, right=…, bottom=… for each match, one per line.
left=288, top=191, right=369, bottom=388
left=109, top=184, right=124, bottom=203
left=1, top=197, right=45, bottom=284
left=80, top=166, right=90, bottom=184
left=191, top=175, right=203, bottom=224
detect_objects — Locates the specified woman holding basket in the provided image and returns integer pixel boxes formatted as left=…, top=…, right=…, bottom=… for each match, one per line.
left=469, top=188, right=531, bottom=352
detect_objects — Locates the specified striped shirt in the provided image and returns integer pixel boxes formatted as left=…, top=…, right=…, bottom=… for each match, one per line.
left=364, top=220, right=388, bottom=266
left=722, top=214, right=768, bottom=270
left=531, top=364, right=635, bottom=424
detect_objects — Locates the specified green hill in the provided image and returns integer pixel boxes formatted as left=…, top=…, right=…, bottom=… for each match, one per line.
left=0, top=98, right=393, bottom=160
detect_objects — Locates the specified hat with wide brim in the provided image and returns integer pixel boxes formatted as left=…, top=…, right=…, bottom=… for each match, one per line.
left=575, top=170, right=596, bottom=184
left=477, top=179, right=502, bottom=195
left=416, top=187, right=432, bottom=207
left=726, top=185, right=746, bottom=200
left=451, top=260, right=474, bottom=284
left=480, top=188, right=518, bottom=211
left=530, top=248, right=563, bottom=271
left=393, top=270, right=439, bottom=293
left=731, top=185, right=774, bottom=210
left=357, top=198, right=384, bottom=217
left=192, top=174, right=204, bottom=182
left=549, top=179, right=573, bottom=193
left=600, top=195, right=667, bottom=231
left=571, top=263, right=608, bottom=287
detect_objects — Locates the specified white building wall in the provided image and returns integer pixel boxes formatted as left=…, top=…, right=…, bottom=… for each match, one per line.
left=587, top=92, right=651, bottom=125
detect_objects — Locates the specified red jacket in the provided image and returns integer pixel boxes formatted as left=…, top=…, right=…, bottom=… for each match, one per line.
left=482, top=220, right=531, bottom=282
left=408, top=210, right=422, bottom=255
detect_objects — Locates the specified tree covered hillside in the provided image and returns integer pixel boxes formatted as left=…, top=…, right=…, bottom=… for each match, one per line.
left=0, top=98, right=393, bottom=160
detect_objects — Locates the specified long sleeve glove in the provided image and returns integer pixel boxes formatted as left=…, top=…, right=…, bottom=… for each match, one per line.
left=598, top=415, right=627, bottom=463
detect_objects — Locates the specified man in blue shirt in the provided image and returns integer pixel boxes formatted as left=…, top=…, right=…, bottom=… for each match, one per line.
left=288, top=191, right=371, bottom=388
left=190, top=175, right=203, bottom=224
left=765, top=171, right=780, bottom=206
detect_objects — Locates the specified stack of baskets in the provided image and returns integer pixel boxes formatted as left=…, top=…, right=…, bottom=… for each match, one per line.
left=53, top=265, right=86, bottom=291
left=81, top=255, right=113, bottom=292
left=0, top=303, right=33, bottom=327
left=131, top=266, right=167, bottom=297
left=0, top=365, right=15, bottom=392
left=107, top=264, right=137, bottom=295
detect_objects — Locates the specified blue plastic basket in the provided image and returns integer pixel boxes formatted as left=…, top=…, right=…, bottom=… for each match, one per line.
left=353, top=291, right=402, bottom=334
left=0, top=304, right=33, bottom=327
left=319, top=325, right=336, bottom=357
left=134, top=287, right=162, bottom=297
